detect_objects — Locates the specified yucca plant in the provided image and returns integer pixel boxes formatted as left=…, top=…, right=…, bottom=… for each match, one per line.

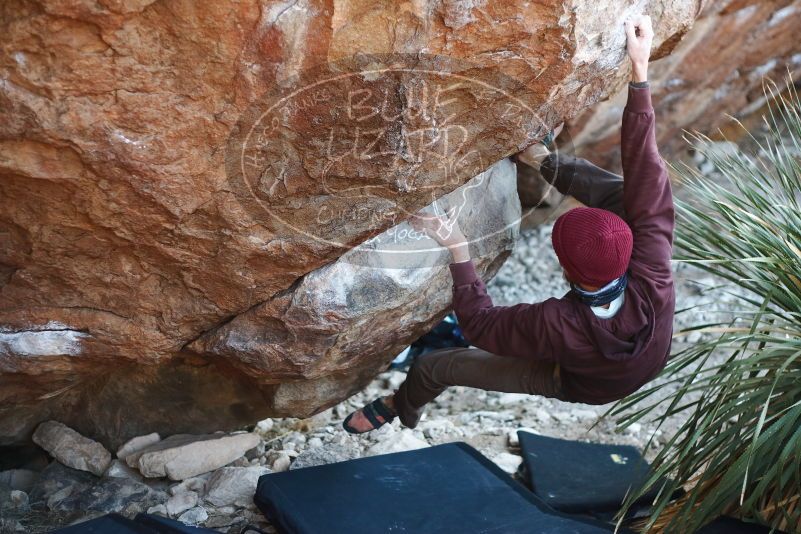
left=610, top=76, right=801, bottom=534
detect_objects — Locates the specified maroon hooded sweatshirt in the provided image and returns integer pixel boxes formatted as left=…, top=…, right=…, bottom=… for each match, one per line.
left=449, top=85, right=675, bottom=405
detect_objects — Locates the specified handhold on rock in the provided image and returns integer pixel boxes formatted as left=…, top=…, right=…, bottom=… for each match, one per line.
left=32, top=421, right=112, bottom=476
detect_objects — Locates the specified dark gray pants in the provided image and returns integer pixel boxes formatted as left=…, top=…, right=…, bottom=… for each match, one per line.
left=393, top=153, right=625, bottom=428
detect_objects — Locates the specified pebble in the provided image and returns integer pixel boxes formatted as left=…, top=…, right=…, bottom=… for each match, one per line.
left=626, top=423, right=643, bottom=434
left=104, top=459, right=142, bottom=480
left=165, top=491, right=198, bottom=517
left=256, top=419, right=274, bottom=434
left=366, top=429, right=429, bottom=456
left=270, top=453, right=292, bottom=472
left=492, top=452, right=523, bottom=474
left=204, top=466, right=269, bottom=507
left=497, top=393, right=530, bottom=405
left=178, top=506, right=209, bottom=526
left=507, top=427, right=537, bottom=447
left=572, top=409, right=598, bottom=421
left=9, top=490, right=29, bottom=512
left=147, top=504, right=168, bottom=516
left=290, top=443, right=360, bottom=470
left=170, top=476, right=207, bottom=496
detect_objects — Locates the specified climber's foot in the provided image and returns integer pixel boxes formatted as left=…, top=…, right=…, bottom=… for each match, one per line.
left=343, top=396, right=397, bottom=434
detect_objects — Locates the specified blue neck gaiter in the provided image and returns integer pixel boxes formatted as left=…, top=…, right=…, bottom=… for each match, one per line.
left=571, top=273, right=628, bottom=307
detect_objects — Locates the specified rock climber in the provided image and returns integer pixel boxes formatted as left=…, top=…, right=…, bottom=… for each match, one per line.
left=343, top=14, right=675, bottom=434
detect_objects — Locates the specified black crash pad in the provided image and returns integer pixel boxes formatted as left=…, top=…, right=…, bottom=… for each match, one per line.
left=517, top=431, right=666, bottom=515
left=50, top=513, right=217, bottom=534
left=255, top=441, right=615, bottom=534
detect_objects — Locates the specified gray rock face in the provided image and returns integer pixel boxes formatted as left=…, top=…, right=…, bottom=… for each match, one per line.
left=204, top=466, right=269, bottom=507
left=128, top=432, right=261, bottom=480
left=189, top=158, right=522, bottom=419
left=31, top=421, right=112, bottom=476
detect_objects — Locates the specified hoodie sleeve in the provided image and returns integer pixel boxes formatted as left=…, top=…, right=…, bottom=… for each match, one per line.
left=449, top=261, right=562, bottom=360
left=621, top=83, right=675, bottom=285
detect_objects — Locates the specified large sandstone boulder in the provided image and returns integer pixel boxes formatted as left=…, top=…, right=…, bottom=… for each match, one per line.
left=570, top=0, right=801, bottom=171
left=0, top=0, right=699, bottom=447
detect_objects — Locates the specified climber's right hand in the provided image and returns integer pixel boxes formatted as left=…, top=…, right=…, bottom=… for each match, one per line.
left=411, top=212, right=471, bottom=263
left=625, top=14, right=652, bottom=83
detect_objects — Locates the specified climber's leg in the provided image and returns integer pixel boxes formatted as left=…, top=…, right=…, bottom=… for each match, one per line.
left=539, top=153, right=625, bottom=217
left=392, top=347, right=565, bottom=429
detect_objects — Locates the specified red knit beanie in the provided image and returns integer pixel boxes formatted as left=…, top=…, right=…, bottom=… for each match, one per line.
left=551, top=207, right=633, bottom=287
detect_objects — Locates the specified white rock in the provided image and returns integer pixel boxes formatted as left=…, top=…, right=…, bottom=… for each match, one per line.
left=419, top=420, right=458, bottom=440
left=147, top=504, right=168, bottom=516
left=32, top=421, right=112, bottom=476
left=534, top=408, right=552, bottom=421
left=178, top=506, right=208, bottom=526
left=551, top=411, right=574, bottom=423
left=170, top=476, right=207, bottom=496
left=270, top=453, right=291, bottom=473
left=204, top=466, right=269, bottom=507
left=507, top=427, right=537, bottom=447
left=307, top=437, right=323, bottom=448
left=366, top=429, right=429, bottom=456
left=9, top=490, right=28, bottom=511
left=130, top=432, right=260, bottom=480
left=627, top=423, right=643, bottom=434
left=116, top=432, right=161, bottom=460
left=497, top=393, right=530, bottom=405
left=166, top=491, right=198, bottom=517
left=104, top=459, right=142, bottom=480
left=493, top=452, right=523, bottom=474
left=255, top=419, right=274, bottom=433
left=572, top=409, right=598, bottom=421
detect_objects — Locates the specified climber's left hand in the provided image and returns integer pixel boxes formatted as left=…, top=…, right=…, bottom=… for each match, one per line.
left=625, top=14, right=652, bottom=82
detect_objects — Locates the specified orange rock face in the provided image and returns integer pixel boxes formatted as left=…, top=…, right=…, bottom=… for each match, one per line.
left=0, top=0, right=698, bottom=447
left=570, top=0, right=801, bottom=171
